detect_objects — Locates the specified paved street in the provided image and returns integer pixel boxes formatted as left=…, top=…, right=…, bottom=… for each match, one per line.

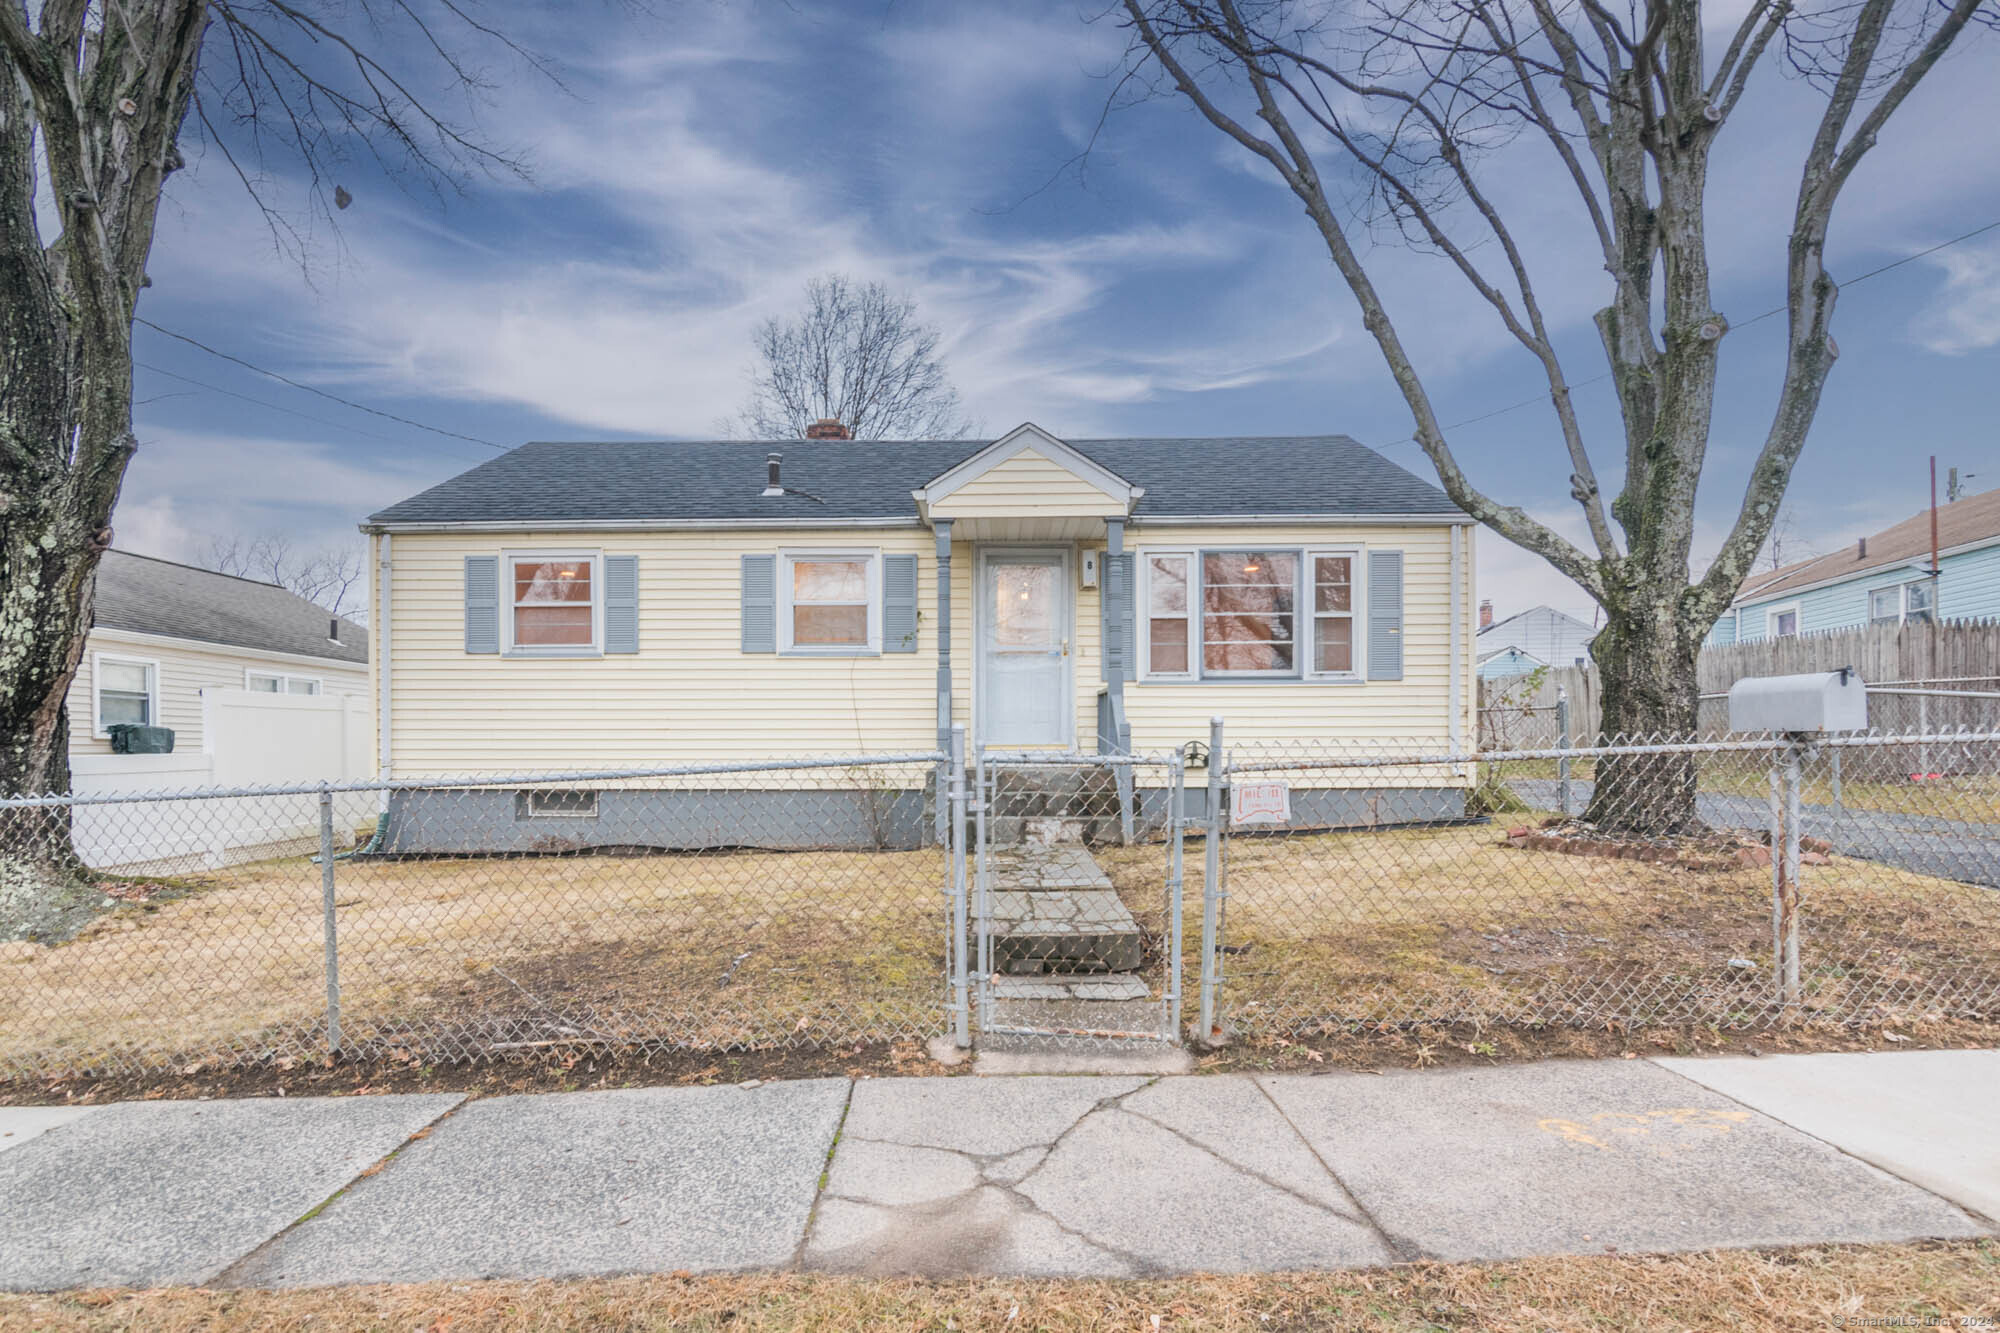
left=1514, top=779, right=2000, bottom=886
left=1, top=1049, right=1992, bottom=1289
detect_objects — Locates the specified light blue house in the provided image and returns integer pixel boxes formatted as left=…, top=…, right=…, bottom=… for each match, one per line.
left=1475, top=604, right=1596, bottom=678
left=1709, top=488, right=2000, bottom=644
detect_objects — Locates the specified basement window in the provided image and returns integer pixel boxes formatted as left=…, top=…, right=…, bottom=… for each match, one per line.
left=515, top=789, right=599, bottom=820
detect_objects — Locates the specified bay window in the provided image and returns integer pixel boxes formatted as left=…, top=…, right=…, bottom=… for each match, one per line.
left=1138, top=546, right=1364, bottom=682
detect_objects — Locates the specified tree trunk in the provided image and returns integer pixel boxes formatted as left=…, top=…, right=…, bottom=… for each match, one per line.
left=1583, top=606, right=1703, bottom=835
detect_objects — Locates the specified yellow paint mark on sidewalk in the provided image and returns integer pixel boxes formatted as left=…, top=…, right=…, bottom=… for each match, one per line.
left=1539, top=1108, right=1751, bottom=1155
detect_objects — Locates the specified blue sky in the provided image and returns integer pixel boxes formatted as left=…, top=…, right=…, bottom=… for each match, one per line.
left=122, top=0, right=2000, bottom=622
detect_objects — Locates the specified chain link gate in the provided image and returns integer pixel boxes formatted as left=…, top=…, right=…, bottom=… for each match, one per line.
left=968, top=749, right=1186, bottom=1046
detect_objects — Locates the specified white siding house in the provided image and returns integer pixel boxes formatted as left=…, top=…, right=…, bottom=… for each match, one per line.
left=68, top=551, right=369, bottom=757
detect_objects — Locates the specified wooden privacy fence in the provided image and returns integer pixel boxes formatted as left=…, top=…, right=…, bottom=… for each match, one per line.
left=1477, top=618, right=2000, bottom=747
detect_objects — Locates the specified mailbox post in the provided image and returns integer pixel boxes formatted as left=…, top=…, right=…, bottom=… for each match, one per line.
left=1727, top=669, right=1867, bottom=1008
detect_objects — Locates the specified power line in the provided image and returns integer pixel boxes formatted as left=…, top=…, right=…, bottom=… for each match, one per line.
left=134, top=317, right=509, bottom=451
left=1376, top=216, right=2000, bottom=449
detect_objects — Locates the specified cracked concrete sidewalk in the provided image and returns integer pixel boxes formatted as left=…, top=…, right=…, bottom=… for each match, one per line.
left=0, top=1049, right=1994, bottom=1290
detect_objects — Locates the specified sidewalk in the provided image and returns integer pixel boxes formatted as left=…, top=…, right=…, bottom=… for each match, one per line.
left=1, top=1049, right=1993, bottom=1291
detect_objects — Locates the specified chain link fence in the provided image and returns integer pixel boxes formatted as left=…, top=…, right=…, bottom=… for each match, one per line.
left=4, top=727, right=1997, bottom=1081
left=0, top=753, right=952, bottom=1080
left=1202, top=729, right=2000, bottom=1042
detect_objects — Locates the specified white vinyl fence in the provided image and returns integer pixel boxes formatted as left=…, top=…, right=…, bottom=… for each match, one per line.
left=71, top=689, right=374, bottom=873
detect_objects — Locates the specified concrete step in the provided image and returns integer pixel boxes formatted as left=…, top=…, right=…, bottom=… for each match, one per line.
left=986, top=887, right=1145, bottom=973
left=989, top=974, right=1151, bottom=1002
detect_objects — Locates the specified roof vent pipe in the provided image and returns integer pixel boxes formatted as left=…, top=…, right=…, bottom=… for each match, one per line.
left=329, top=617, right=340, bottom=642
left=1857, top=536, right=1867, bottom=559
left=762, top=452, right=785, bottom=498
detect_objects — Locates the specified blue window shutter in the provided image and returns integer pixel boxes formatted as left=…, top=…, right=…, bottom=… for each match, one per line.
left=604, top=555, right=639, bottom=654
left=741, top=554, right=777, bottom=653
left=1101, top=552, right=1134, bottom=682
left=883, top=553, right=919, bottom=652
left=1367, top=549, right=1404, bottom=681
left=464, top=556, right=499, bottom=654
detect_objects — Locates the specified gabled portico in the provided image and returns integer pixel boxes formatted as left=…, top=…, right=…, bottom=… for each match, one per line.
left=914, top=424, right=1144, bottom=758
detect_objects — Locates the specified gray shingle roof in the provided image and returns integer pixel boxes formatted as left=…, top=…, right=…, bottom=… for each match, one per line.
left=365, top=435, right=1464, bottom=526
left=93, top=551, right=369, bottom=665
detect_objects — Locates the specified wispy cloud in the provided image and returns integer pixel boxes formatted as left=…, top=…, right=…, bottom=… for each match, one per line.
left=1909, top=236, right=2000, bottom=355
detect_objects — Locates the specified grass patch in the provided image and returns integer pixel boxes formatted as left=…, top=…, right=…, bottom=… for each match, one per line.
left=2, top=1242, right=1993, bottom=1330
left=0, top=847, right=949, bottom=1077
left=1099, top=810, right=2000, bottom=1034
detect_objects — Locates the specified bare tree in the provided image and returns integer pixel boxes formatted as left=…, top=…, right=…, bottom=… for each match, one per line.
left=200, top=536, right=366, bottom=620
left=1118, top=0, right=1991, bottom=832
left=0, top=0, right=542, bottom=894
left=741, top=274, right=973, bottom=440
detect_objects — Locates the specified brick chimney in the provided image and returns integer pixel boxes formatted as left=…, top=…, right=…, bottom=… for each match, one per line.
left=1478, top=599, right=1494, bottom=631
left=804, top=417, right=851, bottom=440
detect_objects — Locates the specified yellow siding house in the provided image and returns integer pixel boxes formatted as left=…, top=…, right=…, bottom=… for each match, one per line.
left=362, top=423, right=1475, bottom=849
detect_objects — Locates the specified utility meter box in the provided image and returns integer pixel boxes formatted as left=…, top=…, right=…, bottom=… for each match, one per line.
left=1727, top=669, right=1867, bottom=734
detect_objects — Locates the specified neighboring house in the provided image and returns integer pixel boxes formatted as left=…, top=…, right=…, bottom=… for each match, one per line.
left=69, top=551, right=369, bottom=756
left=361, top=423, right=1478, bottom=850
left=1474, top=604, right=1595, bottom=679
left=1709, top=487, right=2000, bottom=644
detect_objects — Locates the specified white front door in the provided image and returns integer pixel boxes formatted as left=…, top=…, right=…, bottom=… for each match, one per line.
left=978, top=549, right=1071, bottom=748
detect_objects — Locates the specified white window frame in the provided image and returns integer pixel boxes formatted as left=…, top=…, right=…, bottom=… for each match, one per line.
left=1138, top=549, right=1198, bottom=681
left=244, top=669, right=324, bottom=696
left=1143, top=546, right=1365, bottom=683
left=92, top=652, right=160, bottom=738
left=778, top=548, right=882, bottom=656
left=1867, top=585, right=1902, bottom=625
left=1193, top=547, right=1306, bottom=680
left=501, top=549, right=603, bottom=657
left=1765, top=601, right=1802, bottom=639
left=1901, top=578, right=1936, bottom=622
left=1304, top=546, right=1366, bottom=682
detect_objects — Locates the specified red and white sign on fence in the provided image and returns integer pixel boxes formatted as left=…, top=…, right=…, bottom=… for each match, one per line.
left=1230, top=780, right=1291, bottom=826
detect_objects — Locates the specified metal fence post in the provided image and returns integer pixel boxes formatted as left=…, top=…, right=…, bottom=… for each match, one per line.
left=1830, top=747, right=1844, bottom=821
left=1768, top=743, right=1803, bottom=1007
left=1165, top=750, right=1186, bottom=1042
left=973, top=743, right=991, bottom=1036
left=1555, top=686, right=1572, bottom=816
left=319, top=785, right=342, bottom=1055
left=948, top=725, right=970, bottom=1048
left=1199, top=716, right=1225, bottom=1045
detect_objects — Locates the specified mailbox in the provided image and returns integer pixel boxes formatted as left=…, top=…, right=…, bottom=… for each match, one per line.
left=1727, top=669, right=1867, bottom=734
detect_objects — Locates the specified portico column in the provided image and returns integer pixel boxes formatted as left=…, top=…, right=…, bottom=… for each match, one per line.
left=934, top=519, right=955, bottom=750
left=1105, top=517, right=1129, bottom=753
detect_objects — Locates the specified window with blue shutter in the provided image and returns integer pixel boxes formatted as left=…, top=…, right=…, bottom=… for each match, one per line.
left=741, top=554, right=777, bottom=653
left=464, top=556, right=499, bottom=654
left=604, top=554, right=639, bottom=654
left=1367, top=549, right=1404, bottom=681
left=883, top=553, right=919, bottom=652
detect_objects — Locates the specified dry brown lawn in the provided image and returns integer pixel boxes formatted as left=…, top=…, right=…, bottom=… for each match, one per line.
left=1, top=1242, right=1993, bottom=1331
left=0, top=847, right=948, bottom=1076
left=6, top=802, right=1997, bottom=1079
left=1100, top=812, right=2000, bottom=1033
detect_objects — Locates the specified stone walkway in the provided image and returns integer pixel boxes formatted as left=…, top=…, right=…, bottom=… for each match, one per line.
left=982, top=842, right=1163, bottom=1042
left=1, top=1048, right=1993, bottom=1289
